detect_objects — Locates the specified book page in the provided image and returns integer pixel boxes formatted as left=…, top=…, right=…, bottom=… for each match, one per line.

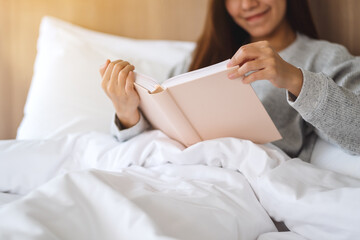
left=134, top=72, right=159, bottom=92
left=162, top=60, right=237, bottom=88
left=134, top=60, right=237, bottom=93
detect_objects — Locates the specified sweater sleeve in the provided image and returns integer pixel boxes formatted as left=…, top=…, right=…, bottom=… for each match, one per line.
left=287, top=49, right=360, bottom=154
left=110, top=113, right=150, bottom=142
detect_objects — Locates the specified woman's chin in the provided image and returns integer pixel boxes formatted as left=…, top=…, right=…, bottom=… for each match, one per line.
left=248, top=29, right=274, bottom=41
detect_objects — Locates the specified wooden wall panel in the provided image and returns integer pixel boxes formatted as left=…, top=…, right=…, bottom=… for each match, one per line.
left=0, top=0, right=12, bottom=138
left=309, top=0, right=360, bottom=55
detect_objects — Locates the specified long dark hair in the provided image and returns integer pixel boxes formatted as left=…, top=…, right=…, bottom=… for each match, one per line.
left=189, top=0, right=318, bottom=71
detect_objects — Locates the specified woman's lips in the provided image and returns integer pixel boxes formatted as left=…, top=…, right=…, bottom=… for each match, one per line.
left=244, top=8, right=270, bottom=22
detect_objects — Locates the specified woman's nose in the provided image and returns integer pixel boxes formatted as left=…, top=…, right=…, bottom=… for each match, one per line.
left=241, top=0, right=259, bottom=11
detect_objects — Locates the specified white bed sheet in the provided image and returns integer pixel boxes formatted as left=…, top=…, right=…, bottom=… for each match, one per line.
left=1, top=130, right=360, bottom=240
left=0, top=193, right=21, bottom=206
left=0, top=131, right=277, bottom=239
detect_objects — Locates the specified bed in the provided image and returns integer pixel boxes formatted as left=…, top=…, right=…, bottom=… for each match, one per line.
left=1, top=2, right=360, bottom=240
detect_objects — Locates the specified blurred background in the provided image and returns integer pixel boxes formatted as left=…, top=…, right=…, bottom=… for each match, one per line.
left=0, top=0, right=359, bottom=140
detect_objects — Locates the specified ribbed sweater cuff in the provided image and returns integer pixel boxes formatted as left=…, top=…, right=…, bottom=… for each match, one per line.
left=287, top=69, right=328, bottom=121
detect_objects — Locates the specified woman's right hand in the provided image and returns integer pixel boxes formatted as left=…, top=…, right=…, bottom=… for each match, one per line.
left=100, top=59, right=140, bottom=129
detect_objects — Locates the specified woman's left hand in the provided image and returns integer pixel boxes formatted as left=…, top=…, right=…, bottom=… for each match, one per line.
left=227, top=41, right=303, bottom=97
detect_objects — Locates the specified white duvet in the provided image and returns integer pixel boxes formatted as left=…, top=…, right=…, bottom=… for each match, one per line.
left=0, top=130, right=359, bottom=240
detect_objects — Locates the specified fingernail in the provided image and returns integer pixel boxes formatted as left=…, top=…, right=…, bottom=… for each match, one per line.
left=102, top=59, right=110, bottom=65
left=228, top=73, right=235, bottom=79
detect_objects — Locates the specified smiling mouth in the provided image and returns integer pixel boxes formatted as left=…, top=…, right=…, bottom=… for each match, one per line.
left=244, top=8, right=271, bottom=22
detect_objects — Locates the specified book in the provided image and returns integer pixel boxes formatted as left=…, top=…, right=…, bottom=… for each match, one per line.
left=134, top=60, right=282, bottom=147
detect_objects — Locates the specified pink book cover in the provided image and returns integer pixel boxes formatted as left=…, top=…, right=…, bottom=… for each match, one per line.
left=134, top=84, right=201, bottom=146
left=134, top=60, right=282, bottom=146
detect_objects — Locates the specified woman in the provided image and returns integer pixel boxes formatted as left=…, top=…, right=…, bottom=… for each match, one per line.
left=100, top=0, right=360, bottom=162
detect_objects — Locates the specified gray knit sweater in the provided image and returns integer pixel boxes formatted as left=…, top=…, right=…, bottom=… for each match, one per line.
left=111, top=33, right=360, bottom=162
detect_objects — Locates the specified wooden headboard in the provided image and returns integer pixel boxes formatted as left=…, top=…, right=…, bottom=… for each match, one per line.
left=1, top=0, right=359, bottom=139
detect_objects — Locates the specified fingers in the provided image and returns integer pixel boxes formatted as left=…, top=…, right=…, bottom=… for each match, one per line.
left=100, top=60, right=139, bottom=127
left=109, top=61, right=130, bottom=87
left=101, top=60, right=123, bottom=89
left=99, top=59, right=111, bottom=77
left=102, top=59, right=135, bottom=97
left=229, top=47, right=257, bottom=67
left=118, top=64, right=135, bottom=91
left=227, top=41, right=299, bottom=91
left=227, top=41, right=272, bottom=67
left=228, top=59, right=266, bottom=80
left=125, top=71, right=137, bottom=96
left=242, top=69, right=268, bottom=84
left=227, top=41, right=278, bottom=84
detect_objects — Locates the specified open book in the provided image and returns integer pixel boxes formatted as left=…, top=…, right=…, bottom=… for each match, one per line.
left=134, top=60, right=282, bottom=147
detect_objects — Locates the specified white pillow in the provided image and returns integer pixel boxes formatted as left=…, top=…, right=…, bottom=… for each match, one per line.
left=17, top=16, right=195, bottom=139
